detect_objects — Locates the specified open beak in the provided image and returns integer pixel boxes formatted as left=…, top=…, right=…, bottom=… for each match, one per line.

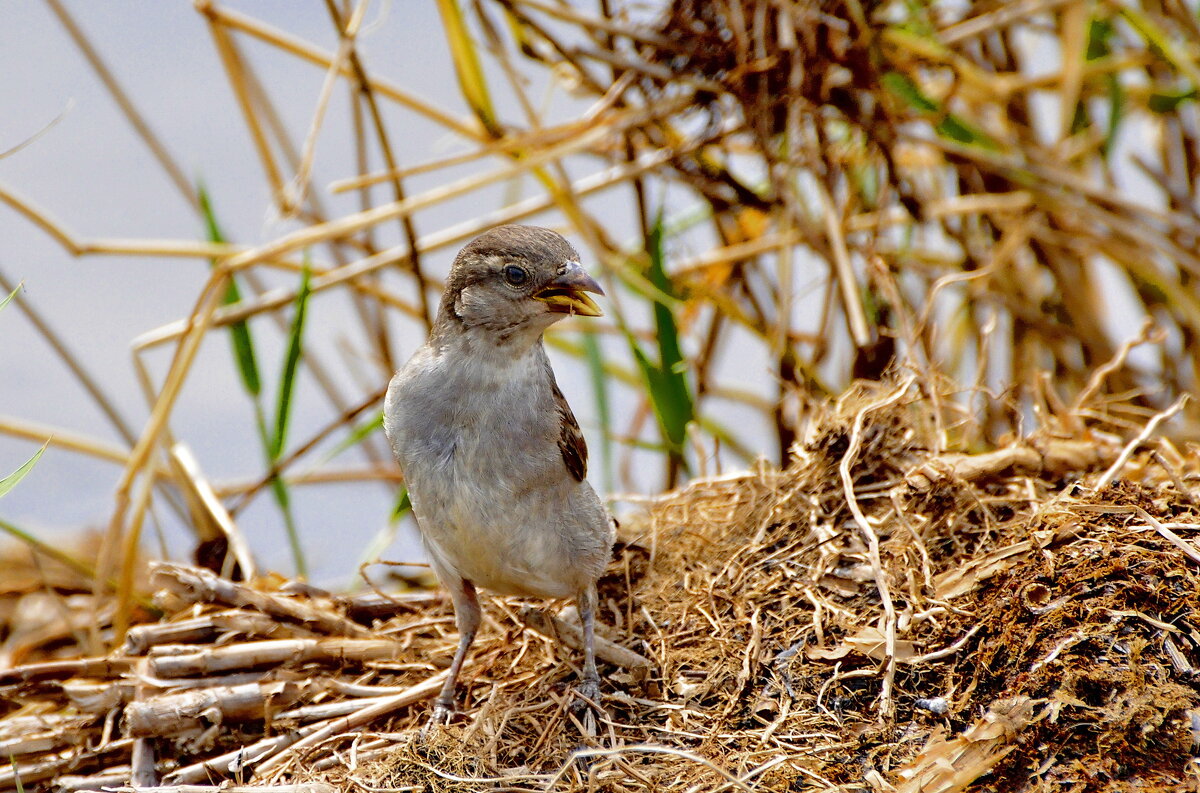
left=533, top=261, right=605, bottom=317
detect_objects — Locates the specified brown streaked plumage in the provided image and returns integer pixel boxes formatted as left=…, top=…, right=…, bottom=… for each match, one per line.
left=383, top=225, right=613, bottom=730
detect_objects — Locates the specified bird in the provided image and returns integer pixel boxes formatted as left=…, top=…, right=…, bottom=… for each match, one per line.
left=383, top=225, right=615, bottom=729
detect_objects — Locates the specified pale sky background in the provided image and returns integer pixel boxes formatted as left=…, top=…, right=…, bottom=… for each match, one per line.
left=0, top=2, right=1168, bottom=585
left=0, top=1, right=781, bottom=584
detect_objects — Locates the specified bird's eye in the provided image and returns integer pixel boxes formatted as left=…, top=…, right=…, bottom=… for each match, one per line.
left=502, top=264, right=529, bottom=287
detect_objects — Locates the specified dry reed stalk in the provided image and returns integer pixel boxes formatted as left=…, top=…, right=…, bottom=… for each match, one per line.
left=0, top=416, right=129, bottom=466
left=150, top=562, right=370, bottom=638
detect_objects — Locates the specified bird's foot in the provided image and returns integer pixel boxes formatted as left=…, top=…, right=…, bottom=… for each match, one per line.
left=419, top=699, right=454, bottom=739
left=569, top=676, right=603, bottom=737
left=573, top=677, right=602, bottom=709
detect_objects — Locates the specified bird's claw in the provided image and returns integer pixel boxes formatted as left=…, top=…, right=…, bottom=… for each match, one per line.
left=569, top=676, right=603, bottom=737
left=419, top=700, right=454, bottom=738
left=570, top=676, right=602, bottom=715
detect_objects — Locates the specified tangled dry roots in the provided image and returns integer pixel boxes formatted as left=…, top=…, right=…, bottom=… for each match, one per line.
left=3, top=379, right=1200, bottom=792
left=366, top=380, right=1200, bottom=792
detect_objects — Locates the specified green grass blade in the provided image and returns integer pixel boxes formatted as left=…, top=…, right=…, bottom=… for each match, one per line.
left=618, top=215, right=695, bottom=476
left=272, top=260, right=312, bottom=461
left=1102, top=75, right=1125, bottom=157
left=262, top=259, right=312, bottom=578
left=1086, top=17, right=1114, bottom=60
left=1083, top=18, right=1125, bottom=156
left=268, top=474, right=306, bottom=577
left=1119, top=6, right=1200, bottom=90
left=435, top=0, right=501, bottom=137
left=1148, top=88, right=1196, bottom=113
left=628, top=342, right=691, bottom=465
left=582, top=333, right=613, bottom=493
left=0, top=283, right=20, bottom=314
left=321, top=410, right=384, bottom=464
left=0, top=515, right=94, bottom=579
left=198, top=184, right=261, bottom=396
left=199, top=182, right=296, bottom=576
left=223, top=282, right=261, bottom=396
left=390, top=486, right=412, bottom=523
left=0, top=441, right=46, bottom=499
left=881, top=71, right=996, bottom=148
left=882, top=70, right=937, bottom=113
left=646, top=216, right=695, bottom=455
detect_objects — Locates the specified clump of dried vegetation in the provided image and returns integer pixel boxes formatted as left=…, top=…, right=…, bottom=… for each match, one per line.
left=2, top=0, right=1200, bottom=790
left=4, top=373, right=1200, bottom=791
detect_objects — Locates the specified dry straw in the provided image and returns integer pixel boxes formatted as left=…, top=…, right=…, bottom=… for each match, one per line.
left=4, top=365, right=1200, bottom=790
left=2, top=0, right=1200, bottom=790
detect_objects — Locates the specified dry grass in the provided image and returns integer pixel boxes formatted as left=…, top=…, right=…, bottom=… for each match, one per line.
left=3, top=373, right=1200, bottom=791
left=2, top=0, right=1200, bottom=790
left=2, top=0, right=1198, bottom=565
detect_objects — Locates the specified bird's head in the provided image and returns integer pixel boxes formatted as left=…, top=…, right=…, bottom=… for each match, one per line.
left=435, top=225, right=605, bottom=347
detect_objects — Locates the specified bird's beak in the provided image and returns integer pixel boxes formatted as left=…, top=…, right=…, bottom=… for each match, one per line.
left=533, top=261, right=605, bottom=317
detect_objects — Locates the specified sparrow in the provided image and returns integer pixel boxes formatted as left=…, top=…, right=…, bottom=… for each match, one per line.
left=383, top=225, right=614, bottom=728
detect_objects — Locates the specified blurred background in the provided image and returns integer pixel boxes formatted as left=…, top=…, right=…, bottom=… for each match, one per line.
left=2, top=0, right=1198, bottom=587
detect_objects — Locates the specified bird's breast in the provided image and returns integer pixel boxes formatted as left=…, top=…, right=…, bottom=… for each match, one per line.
left=384, top=346, right=610, bottom=598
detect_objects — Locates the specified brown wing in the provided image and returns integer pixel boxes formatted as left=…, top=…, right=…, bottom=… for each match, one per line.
left=549, top=373, right=588, bottom=482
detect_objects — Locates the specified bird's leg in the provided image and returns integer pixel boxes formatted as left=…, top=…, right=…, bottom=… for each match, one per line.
left=573, top=584, right=602, bottom=708
left=426, top=578, right=480, bottom=732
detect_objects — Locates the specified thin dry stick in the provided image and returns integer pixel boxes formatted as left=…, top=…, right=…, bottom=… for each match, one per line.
left=913, top=228, right=1016, bottom=342
left=170, top=444, right=258, bottom=579
left=46, top=0, right=377, bottom=440
left=1135, top=508, right=1200, bottom=566
left=320, top=0, right=432, bottom=327
left=674, top=230, right=804, bottom=276
left=814, top=178, right=869, bottom=348
left=251, top=673, right=448, bottom=776
left=43, top=0, right=199, bottom=210
left=475, top=4, right=594, bottom=231
left=285, top=19, right=360, bottom=213
left=206, top=17, right=288, bottom=203
left=1153, top=449, right=1200, bottom=507
left=546, top=744, right=756, bottom=793
left=163, top=723, right=328, bottom=785
left=345, top=58, right=388, bottom=373
left=113, top=469, right=156, bottom=643
left=327, top=80, right=666, bottom=192
left=0, top=268, right=135, bottom=447
left=1092, top=394, right=1189, bottom=491
left=1071, top=318, right=1162, bottom=413
left=837, top=375, right=916, bottom=716
left=149, top=562, right=371, bottom=638
left=939, top=0, right=1078, bottom=44
left=0, top=98, right=72, bottom=160
left=0, top=416, right=126, bottom=464
left=218, top=125, right=607, bottom=276
left=197, top=0, right=484, bottom=141
left=102, top=266, right=231, bottom=598
left=1071, top=503, right=1200, bottom=565
left=904, top=624, right=983, bottom=664
left=227, top=387, right=383, bottom=514
left=110, top=787, right=335, bottom=793
left=0, top=186, right=233, bottom=258
left=914, top=132, right=1200, bottom=272
left=132, top=143, right=683, bottom=348
left=508, top=0, right=677, bottom=47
